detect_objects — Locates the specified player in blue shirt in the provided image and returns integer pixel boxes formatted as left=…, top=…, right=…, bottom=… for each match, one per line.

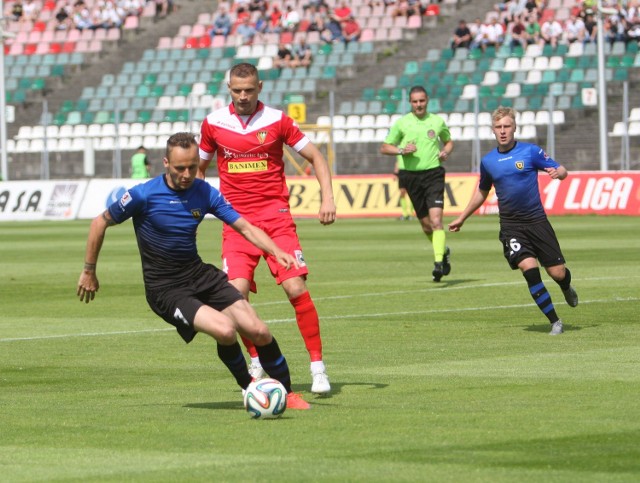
left=448, top=107, right=578, bottom=335
left=76, top=132, right=311, bottom=409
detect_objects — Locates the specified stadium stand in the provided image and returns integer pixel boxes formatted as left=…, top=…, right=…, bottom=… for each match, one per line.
left=3, top=0, right=640, bottom=179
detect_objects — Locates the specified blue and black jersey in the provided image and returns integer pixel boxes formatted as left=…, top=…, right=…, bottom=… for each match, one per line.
left=479, top=141, right=560, bottom=225
left=108, top=175, right=240, bottom=289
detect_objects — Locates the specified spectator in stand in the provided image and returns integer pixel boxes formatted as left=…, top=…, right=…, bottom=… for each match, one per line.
left=524, top=0, right=540, bottom=18
left=119, top=0, right=144, bottom=17
left=274, top=41, right=296, bottom=68
left=307, top=4, right=327, bottom=32
left=392, top=0, right=419, bottom=18
left=54, top=1, right=73, bottom=29
left=564, top=13, right=585, bottom=43
left=266, top=3, right=283, bottom=32
left=73, top=1, right=96, bottom=30
left=154, top=0, right=171, bottom=18
left=583, top=12, right=597, bottom=43
left=22, top=0, right=41, bottom=22
left=331, top=0, right=351, bottom=22
left=468, top=17, right=483, bottom=40
left=472, top=17, right=504, bottom=52
left=303, top=0, right=328, bottom=11
left=341, top=14, right=361, bottom=43
left=604, top=14, right=626, bottom=45
left=540, top=17, right=563, bottom=48
left=509, top=14, right=529, bottom=51
left=9, top=0, right=24, bottom=21
left=525, top=14, right=541, bottom=45
left=248, top=0, right=268, bottom=13
left=236, top=15, right=259, bottom=45
left=282, top=4, right=301, bottom=31
left=211, top=6, right=233, bottom=38
left=293, top=39, right=313, bottom=67
left=451, top=19, right=472, bottom=51
left=320, top=17, right=344, bottom=43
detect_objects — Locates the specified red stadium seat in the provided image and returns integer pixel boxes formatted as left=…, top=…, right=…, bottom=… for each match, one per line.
left=425, top=4, right=440, bottom=16
left=198, top=35, right=211, bottom=48
left=62, top=41, right=76, bottom=53
left=184, top=36, right=198, bottom=48
left=24, top=43, right=37, bottom=55
left=49, top=42, right=62, bottom=54
left=280, top=31, right=293, bottom=44
left=43, top=0, right=56, bottom=10
left=33, top=21, right=47, bottom=32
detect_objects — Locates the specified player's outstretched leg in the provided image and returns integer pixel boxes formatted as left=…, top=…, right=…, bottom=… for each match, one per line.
left=256, top=337, right=311, bottom=410
left=557, top=267, right=578, bottom=307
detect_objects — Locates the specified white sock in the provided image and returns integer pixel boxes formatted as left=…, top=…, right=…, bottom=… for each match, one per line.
left=251, top=357, right=262, bottom=367
left=310, top=361, right=326, bottom=374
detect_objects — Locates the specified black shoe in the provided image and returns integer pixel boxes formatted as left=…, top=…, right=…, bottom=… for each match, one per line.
left=562, top=286, right=578, bottom=307
left=442, top=246, right=451, bottom=276
left=432, top=262, right=443, bottom=282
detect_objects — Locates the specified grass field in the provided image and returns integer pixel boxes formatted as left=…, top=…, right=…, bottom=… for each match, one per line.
left=1, top=215, right=639, bottom=482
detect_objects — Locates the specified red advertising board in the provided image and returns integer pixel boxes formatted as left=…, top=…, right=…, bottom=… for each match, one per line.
left=478, top=171, right=640, bottom=216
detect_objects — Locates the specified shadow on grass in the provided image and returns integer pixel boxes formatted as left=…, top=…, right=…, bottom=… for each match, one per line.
left=183, top=382, right=388, bottom=411
left=430, top=278, right=480, bottom=288
left=523, top=322, right=589, bottom=334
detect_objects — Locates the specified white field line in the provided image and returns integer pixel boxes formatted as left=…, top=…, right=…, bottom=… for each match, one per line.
left=1, top=277, right=638, bottom=343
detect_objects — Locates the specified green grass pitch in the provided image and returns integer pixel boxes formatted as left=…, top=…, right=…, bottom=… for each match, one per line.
left=1, top=216, right=639, bottom=482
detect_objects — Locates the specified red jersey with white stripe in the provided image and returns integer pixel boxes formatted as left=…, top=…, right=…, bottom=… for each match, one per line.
left=199, top=101, right=309, bottom=220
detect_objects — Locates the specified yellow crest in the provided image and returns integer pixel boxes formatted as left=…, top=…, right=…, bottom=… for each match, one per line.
left=515, top=161, right=524, bottom=170
left=191, top=209, right=202, bottom=219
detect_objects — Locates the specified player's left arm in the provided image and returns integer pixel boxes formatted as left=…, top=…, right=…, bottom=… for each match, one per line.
left=298, top=142, right=336, bottom=225
left=230, top=217, right=300, bottom=270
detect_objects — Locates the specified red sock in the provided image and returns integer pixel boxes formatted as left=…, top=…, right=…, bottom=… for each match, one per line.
left=290, top=291, right=323, bottom=362
left=240, top=335, right=259, bottom=359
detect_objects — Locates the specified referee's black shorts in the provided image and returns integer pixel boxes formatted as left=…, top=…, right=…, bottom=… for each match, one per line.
left=145, top=263, right=244, bottom=343
left=398, top=166, right=445, bottom=219
left=499, top=219, right=566, bottom=270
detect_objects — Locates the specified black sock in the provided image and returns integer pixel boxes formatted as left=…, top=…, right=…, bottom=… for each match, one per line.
left=523, top=268, right=559, bottom=324
left=217, top=341, right=252, bottom=389
left=557, top=267, right=572, bottom=291
left=255, top=337, right=292, bottom=393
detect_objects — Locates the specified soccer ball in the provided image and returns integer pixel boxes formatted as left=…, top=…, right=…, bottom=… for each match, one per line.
left=243, top=378, right=287, bottom=419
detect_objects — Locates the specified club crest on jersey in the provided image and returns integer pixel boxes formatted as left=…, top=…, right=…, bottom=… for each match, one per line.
left=190, top=208, right=202, bottom=219
left=515, top=161, right=524, bottom=170
left=427, top=129, right=436, bottom=138
left=256, top=130, right=268, bottom=144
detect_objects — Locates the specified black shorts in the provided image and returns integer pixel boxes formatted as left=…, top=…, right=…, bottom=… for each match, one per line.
left=499, top=219, right=566, bottom=270
left=399, top=167, right=445, bottom=219
left=145, top=263, right=244, bottom=343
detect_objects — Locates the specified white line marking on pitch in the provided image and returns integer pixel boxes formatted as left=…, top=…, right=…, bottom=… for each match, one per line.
left=1, top=297, right=637, bottom=343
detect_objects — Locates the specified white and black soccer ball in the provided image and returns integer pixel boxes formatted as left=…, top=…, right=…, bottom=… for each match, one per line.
left=243, top=378, right=287, bottom=419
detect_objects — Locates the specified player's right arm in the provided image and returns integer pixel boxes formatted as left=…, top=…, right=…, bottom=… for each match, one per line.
left=448, top=189, right=490, bottom=232
left=77, top=210, right=116, bottom=303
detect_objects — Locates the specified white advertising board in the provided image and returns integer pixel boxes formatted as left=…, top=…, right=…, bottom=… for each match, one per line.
left=0, top=180, right=88, bottom=221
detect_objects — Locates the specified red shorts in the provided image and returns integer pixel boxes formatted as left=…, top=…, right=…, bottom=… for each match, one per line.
left=222, top=212, right=308, bottom=293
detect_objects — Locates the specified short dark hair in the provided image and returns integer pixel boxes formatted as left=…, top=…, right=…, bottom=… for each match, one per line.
left=166, top=132, right=197, bottom=159
left=230, top=62, right=259, bottom=80
left=409, top=85, right=428, bottom=97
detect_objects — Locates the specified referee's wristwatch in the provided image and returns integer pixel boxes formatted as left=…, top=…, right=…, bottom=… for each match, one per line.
left=398, top=147, right=404, bottom=155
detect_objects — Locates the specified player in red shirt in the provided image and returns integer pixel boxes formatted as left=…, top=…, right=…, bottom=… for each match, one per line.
left=198, top=63, right=336, bottom=395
